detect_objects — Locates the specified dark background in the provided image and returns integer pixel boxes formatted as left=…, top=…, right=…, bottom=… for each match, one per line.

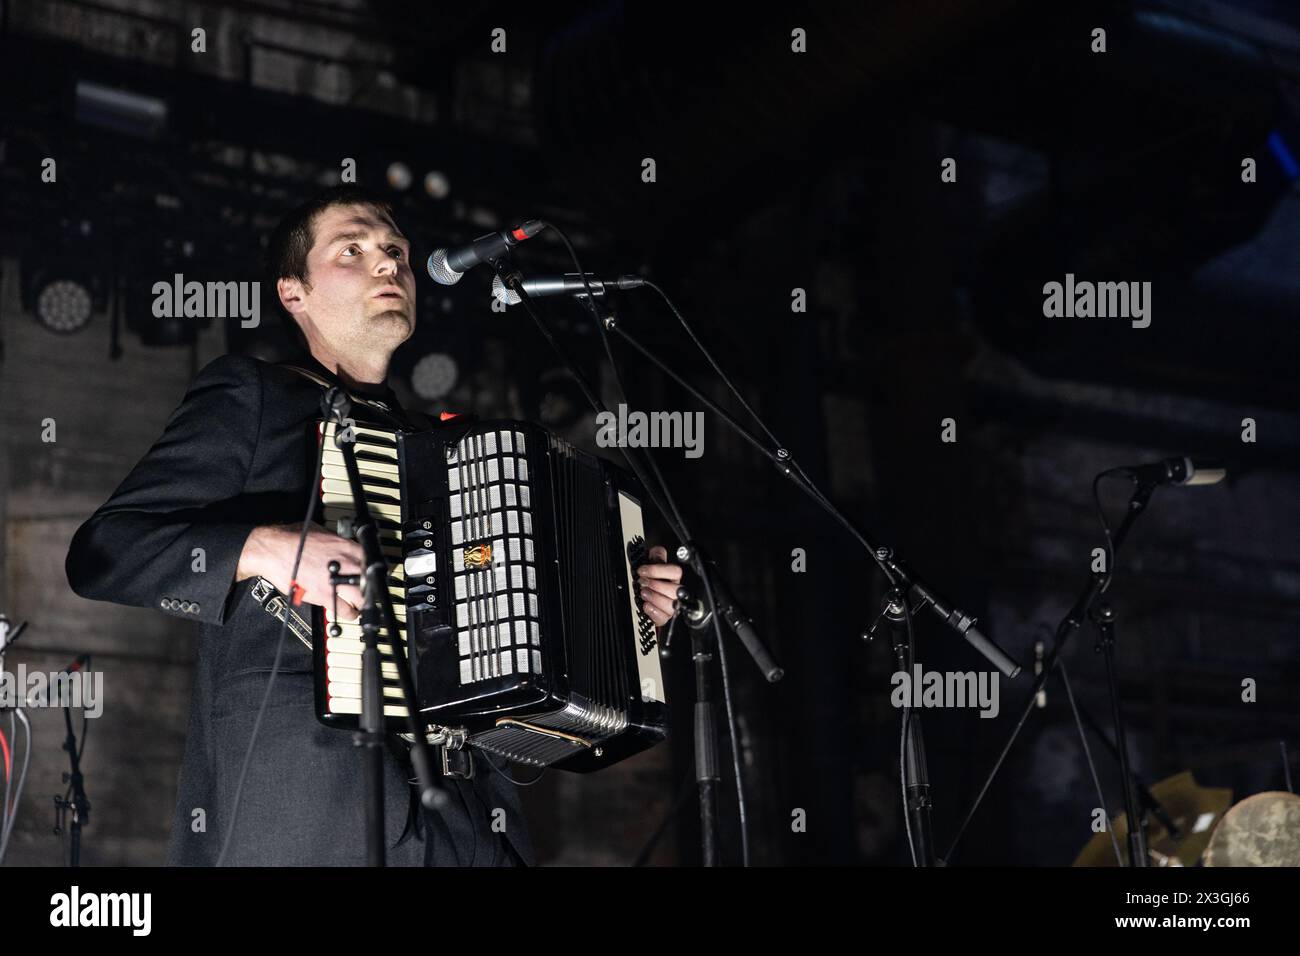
left=2, top=0, right=1299, bottom=866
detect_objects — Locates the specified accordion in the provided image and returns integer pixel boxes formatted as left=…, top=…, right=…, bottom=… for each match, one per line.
left=310, top=414, right=669, bottom=772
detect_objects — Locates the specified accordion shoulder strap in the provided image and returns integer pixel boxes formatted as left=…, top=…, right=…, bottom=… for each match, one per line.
left=279, top=363, right=337, bottom=390
left=277, top=363, right=430, bottom=430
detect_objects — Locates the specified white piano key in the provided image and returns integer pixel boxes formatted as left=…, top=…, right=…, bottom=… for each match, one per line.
left=327, top=699, right=411, bottom=718
left=321, top=463, right=401, bottom=486
left=326, top=640, right=399, bottom=659
left=325, top=657, right=397, bottom=680
left=328, top=681, right=407, bottom=701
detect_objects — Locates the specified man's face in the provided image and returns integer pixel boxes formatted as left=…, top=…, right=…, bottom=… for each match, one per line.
left=279, top=203, right=416, bottom=360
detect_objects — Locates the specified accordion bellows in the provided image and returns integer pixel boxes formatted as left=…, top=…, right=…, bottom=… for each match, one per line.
left=313, top=416, right=669, bottom=771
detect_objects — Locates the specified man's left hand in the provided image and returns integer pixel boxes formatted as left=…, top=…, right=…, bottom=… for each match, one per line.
left=636, top=544, right=684, bottom=629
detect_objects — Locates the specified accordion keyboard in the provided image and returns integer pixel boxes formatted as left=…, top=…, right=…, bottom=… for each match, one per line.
left=317, top=419, right=411, bottom=721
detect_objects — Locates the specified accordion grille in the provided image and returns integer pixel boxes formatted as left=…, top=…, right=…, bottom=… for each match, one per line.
left=552, top=441, right=627, bottom=710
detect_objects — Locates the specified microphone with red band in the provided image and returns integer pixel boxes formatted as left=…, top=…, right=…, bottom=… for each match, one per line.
left=426, top=220, right=547, bottom=286
left=62, top=652, right=92, bottom=674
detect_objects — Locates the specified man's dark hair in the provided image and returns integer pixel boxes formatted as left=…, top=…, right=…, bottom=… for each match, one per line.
left=264, top=184, right=398, bottom=347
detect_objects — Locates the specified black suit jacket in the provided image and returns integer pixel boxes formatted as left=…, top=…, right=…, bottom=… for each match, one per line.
left=66, top=352, right=535, bottom=866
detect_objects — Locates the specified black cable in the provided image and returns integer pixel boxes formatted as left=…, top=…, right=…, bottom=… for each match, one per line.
left=535, top=231, right=689, bottom=541
left=636, top=279, right=919, bottom=864
left=215, top=426, right=327, bottom=867
left=479, top=755, right=548, bottom=788
left=635, top=281, right=901, bottom=592
left=1092, top=469, right=1122, bottom=594
left=899, top=594, right=918, bottom=867
left=75, top=707, right=88, bottom=763
left=540, top=223, right=752, bottom=865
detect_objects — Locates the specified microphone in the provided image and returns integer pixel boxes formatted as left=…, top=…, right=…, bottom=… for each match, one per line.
left=426, top=220, right=547, bottom=285
left=491, top=273, right=646, bottom=305
left=885, top=557, right=1021, bottom=679
left=1116, top=457, right=1226, bottom=487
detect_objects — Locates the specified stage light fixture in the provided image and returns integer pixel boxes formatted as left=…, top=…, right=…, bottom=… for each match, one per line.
left=411, top=351, right=459, bottom=400
left=424, top=170, right=450, bottom=199
left=387, top=162, right=412, bottom=190
left=34, top=277, right=94, bottom=334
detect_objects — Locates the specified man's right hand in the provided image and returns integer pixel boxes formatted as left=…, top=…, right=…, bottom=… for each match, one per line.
left=236, top=523, right=366, bottom=621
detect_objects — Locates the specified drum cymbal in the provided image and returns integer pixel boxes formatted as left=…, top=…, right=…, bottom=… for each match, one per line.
left=1202, top=791, right=1300, bottom=867
left=1073, top=771, right=1232, bottom=867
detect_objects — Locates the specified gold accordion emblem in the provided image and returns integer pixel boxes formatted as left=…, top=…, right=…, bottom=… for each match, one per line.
left=463, top=544, right=493, bottom=569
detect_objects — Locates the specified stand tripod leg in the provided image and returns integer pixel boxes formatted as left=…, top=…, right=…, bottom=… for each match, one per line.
left=1058, top=658, right=1124, bottom=866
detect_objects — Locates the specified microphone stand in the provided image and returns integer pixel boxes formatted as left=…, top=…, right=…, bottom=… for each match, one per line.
left=674, top=542, right=784, bottom=866
left=321, top=390, right=442, bottom=867
left=489, top=259, right=783, bottom=866
left=570, top=287, right=1022, bottom=869
left=56, top=699, right=90, bottom=866
left=603, top=318, right=1019, bottom=676
left=1094, top=601, right=1148, bottom=866
left=943, top=480, right=1158, bottom=865
left=873, top=591, right=935, bottom=865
